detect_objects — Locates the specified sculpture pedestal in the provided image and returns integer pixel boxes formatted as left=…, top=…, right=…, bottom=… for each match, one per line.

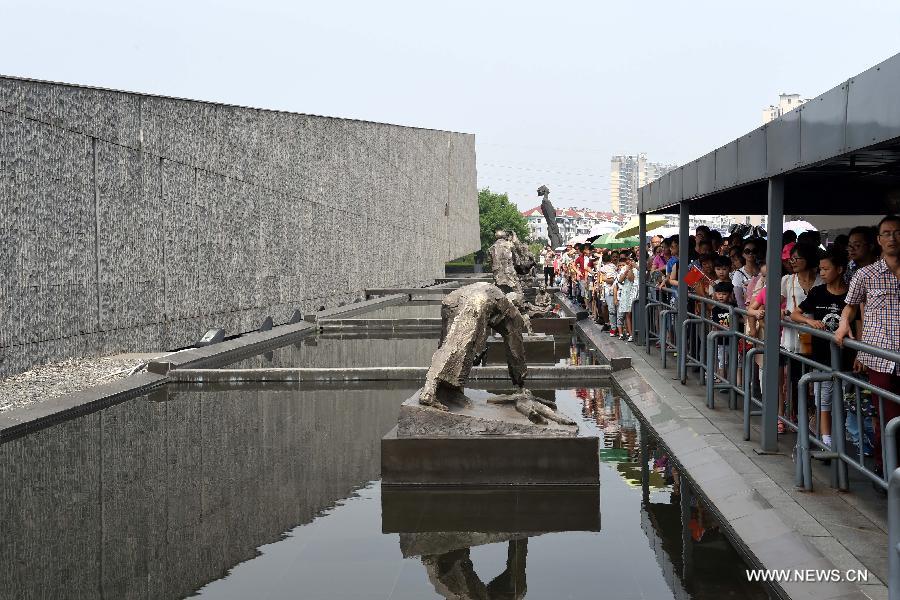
left=382, top=389, right=599, bottom=486
left=484, top=333, right=555, bottom=363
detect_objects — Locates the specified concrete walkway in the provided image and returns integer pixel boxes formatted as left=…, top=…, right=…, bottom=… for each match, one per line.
left=561, top=296, right=888, bottom=600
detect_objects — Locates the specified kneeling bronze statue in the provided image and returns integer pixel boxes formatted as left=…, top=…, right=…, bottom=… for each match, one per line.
left=419, top=282, right=574, bottom=426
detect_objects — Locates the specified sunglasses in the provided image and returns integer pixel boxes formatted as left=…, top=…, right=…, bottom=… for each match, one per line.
left=742, top=248, right=756, bottom=255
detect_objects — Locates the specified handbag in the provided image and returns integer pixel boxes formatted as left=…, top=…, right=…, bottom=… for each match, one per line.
left=792, top=275, right=814, bottom=355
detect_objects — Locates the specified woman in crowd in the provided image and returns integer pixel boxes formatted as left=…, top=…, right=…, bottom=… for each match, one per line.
left=615, top=253, right=638, bottom=342
left=732, top=238, right=763, bottom=308
left=778, top=242, right=823, bottom=432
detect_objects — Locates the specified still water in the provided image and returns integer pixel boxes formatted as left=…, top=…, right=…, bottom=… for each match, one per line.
left=1, top=380, right=770, bottom=599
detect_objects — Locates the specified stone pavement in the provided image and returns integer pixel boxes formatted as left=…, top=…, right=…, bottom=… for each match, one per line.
left=563, top=296, right=888, bottom=600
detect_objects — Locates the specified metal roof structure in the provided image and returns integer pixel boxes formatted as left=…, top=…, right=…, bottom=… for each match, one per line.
left=638, top=52, right=900, bottom=216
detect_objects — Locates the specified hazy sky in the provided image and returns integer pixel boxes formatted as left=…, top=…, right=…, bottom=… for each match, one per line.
left=3, top=0, right=899, bottom=210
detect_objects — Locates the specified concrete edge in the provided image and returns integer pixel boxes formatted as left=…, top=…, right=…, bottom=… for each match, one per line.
left=555, top=293, right=633, bottom=371
left=616, top=366, right=874, bottom=600
left=574, top=312, right=880, bottom=600
left=146, top=321, right=317, bottom=373
left=0, top=372, right=168, bottom=442
left=168, top=365, right=613, bottom=383
left=304, top=293, right=407, bottom=322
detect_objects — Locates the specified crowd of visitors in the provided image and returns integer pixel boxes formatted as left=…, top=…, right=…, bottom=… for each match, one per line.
left=539, top=214, right=899, bottom=482
left=542, top=242, right=641, bottom=342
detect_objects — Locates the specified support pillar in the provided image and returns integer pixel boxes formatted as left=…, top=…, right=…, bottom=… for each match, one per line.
left=637, top=212, right=648, bottom=344
left=677, top=202, right=689, bottom=374
left=762, top=177, right=784, bottom=452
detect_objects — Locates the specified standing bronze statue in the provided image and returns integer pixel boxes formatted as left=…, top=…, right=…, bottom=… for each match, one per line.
left=419, top=282, right=574, bottom=426
left=537, top=185, right=562, bottom=248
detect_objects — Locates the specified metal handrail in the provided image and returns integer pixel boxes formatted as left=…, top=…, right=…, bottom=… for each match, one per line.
left=885, top=417, right=900, bottom=600
left=639, top=279, right=900, bottom=494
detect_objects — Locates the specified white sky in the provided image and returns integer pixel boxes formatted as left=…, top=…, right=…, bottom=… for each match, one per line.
left=2, top=0, right=899, bottom=211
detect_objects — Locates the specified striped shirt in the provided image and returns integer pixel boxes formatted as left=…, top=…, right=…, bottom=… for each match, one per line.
left=845, top=258, right=900, bottom=374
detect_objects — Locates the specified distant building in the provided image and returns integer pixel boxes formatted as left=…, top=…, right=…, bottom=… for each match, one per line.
left=521, top=207, right=626, bottom=243
left=762, top=93, right=806, bottom=124
left=610, top=153, right=675, bottom=215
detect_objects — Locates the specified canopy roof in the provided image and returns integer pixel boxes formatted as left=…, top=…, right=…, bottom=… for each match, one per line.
left=639, top=53, right=900, bottom=216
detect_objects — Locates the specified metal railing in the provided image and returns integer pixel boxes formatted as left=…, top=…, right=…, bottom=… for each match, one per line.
left=638, top=281, right=900, bottom=495
left=886, top=417, right=900, bottom=600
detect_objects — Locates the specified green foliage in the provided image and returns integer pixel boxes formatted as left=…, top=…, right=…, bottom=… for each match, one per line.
left=447, top=253, right=475, bottom=266
left=478, top=187, right=529, bottom=254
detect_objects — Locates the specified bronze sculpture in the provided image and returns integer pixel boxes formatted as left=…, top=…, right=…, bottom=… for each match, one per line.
left=487, top=230, right=521, bottom=294
left=419, top=282, right=574, bottom=426
left=537, top=185, right=562, bottom=248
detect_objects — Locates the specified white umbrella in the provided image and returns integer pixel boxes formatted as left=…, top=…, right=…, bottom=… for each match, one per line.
left=783, top=220, right=817, bottom=234
left=615, top=214, right=669, bottom=238
left=651, top=226, right=681, bottom=239
left=588, top=221, right=619, bottom=236
left=566, top=234, right=592, bottom=245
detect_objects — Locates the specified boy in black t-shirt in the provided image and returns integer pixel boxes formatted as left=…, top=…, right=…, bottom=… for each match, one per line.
left=711, top=281, right=736, bottom=382
left=791, top=250, right=848, bottom=449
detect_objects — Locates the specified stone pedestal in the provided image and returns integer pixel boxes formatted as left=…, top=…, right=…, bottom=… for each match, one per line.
left=382, top=388, right=599, bottom=486
left=485, top=333, right=555, bottom=364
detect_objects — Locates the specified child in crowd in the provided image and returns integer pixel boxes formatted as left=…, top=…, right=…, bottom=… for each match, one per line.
left=711, top=281, right=737, bottom=383
left=712, top=256, right=732, bottom=298
left=791, top=249, right=849, bottom=449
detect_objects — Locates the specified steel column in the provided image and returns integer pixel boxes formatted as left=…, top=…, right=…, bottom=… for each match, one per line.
left=637, top=212, right=648, bottom=344
left=762, top=177, right=784, bottom=452
left=677, top=202, right=689, bottom=364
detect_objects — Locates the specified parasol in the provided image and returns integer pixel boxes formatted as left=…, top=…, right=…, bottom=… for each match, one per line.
left=592, top=232, right=640, bottom=249
left=615, top=214, right=669, bottom=238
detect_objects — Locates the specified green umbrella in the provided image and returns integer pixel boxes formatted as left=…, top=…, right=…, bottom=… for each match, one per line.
left=592, top=232, right=639, bottom=249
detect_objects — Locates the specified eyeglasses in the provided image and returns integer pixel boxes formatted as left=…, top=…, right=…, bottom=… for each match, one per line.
left=742, top=248, right=756, bottom=255
left=789, top=256, right=805, bottom=262
left=878, top=230, right=900, bottom=240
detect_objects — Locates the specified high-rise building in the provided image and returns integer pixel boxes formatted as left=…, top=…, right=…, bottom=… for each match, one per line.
left=762, top=93, right=806, bottom=123
left=610, top=153, right=675, bottom=215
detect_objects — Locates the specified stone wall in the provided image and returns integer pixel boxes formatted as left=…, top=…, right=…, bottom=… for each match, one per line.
left=0, top=76, right=478, bottom=377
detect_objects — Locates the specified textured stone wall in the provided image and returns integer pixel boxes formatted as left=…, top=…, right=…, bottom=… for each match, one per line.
left=0, top=385, right=413, bottom=599
left=0, top=76, right=479, bottom=377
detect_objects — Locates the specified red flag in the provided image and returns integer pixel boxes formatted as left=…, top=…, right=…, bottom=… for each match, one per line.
left=683, top=265, right=704, bottom=286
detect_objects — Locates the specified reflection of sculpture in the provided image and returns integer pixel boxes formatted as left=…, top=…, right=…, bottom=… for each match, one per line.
left=538, top=185, right=562, bottom=248
left=419, top=282, right=575, bottom=426
left=422, top=539, right=528, bottom=600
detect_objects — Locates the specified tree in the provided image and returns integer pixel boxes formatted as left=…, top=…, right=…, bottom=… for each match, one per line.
left=478, top=187, right=529, bottom=256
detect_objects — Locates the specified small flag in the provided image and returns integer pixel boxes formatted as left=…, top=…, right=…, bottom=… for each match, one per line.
left=683, top=265, right=704, bottom=287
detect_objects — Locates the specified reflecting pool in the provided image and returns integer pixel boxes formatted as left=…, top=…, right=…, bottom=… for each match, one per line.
left=1, top=382, right=770, bottom=599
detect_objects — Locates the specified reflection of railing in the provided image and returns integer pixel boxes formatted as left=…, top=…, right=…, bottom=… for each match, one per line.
left=638, top=282, right=900, bottom=495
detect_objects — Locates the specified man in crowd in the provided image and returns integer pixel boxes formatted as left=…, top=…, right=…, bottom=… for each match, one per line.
left=846, top=225, right=879, bottom=283
left=836, top=215, right=900, bottom=477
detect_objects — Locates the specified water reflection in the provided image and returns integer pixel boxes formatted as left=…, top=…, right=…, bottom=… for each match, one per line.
left=222, top=332, right=441, bottom=369
left=1, top=384, right=770, bottom=599
left=417, top=538, right=527, bottom=600
left=0, top=383, right=416, bottom=600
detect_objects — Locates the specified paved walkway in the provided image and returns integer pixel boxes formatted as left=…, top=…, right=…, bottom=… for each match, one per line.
left=560, top=297, right=888, bottom=600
